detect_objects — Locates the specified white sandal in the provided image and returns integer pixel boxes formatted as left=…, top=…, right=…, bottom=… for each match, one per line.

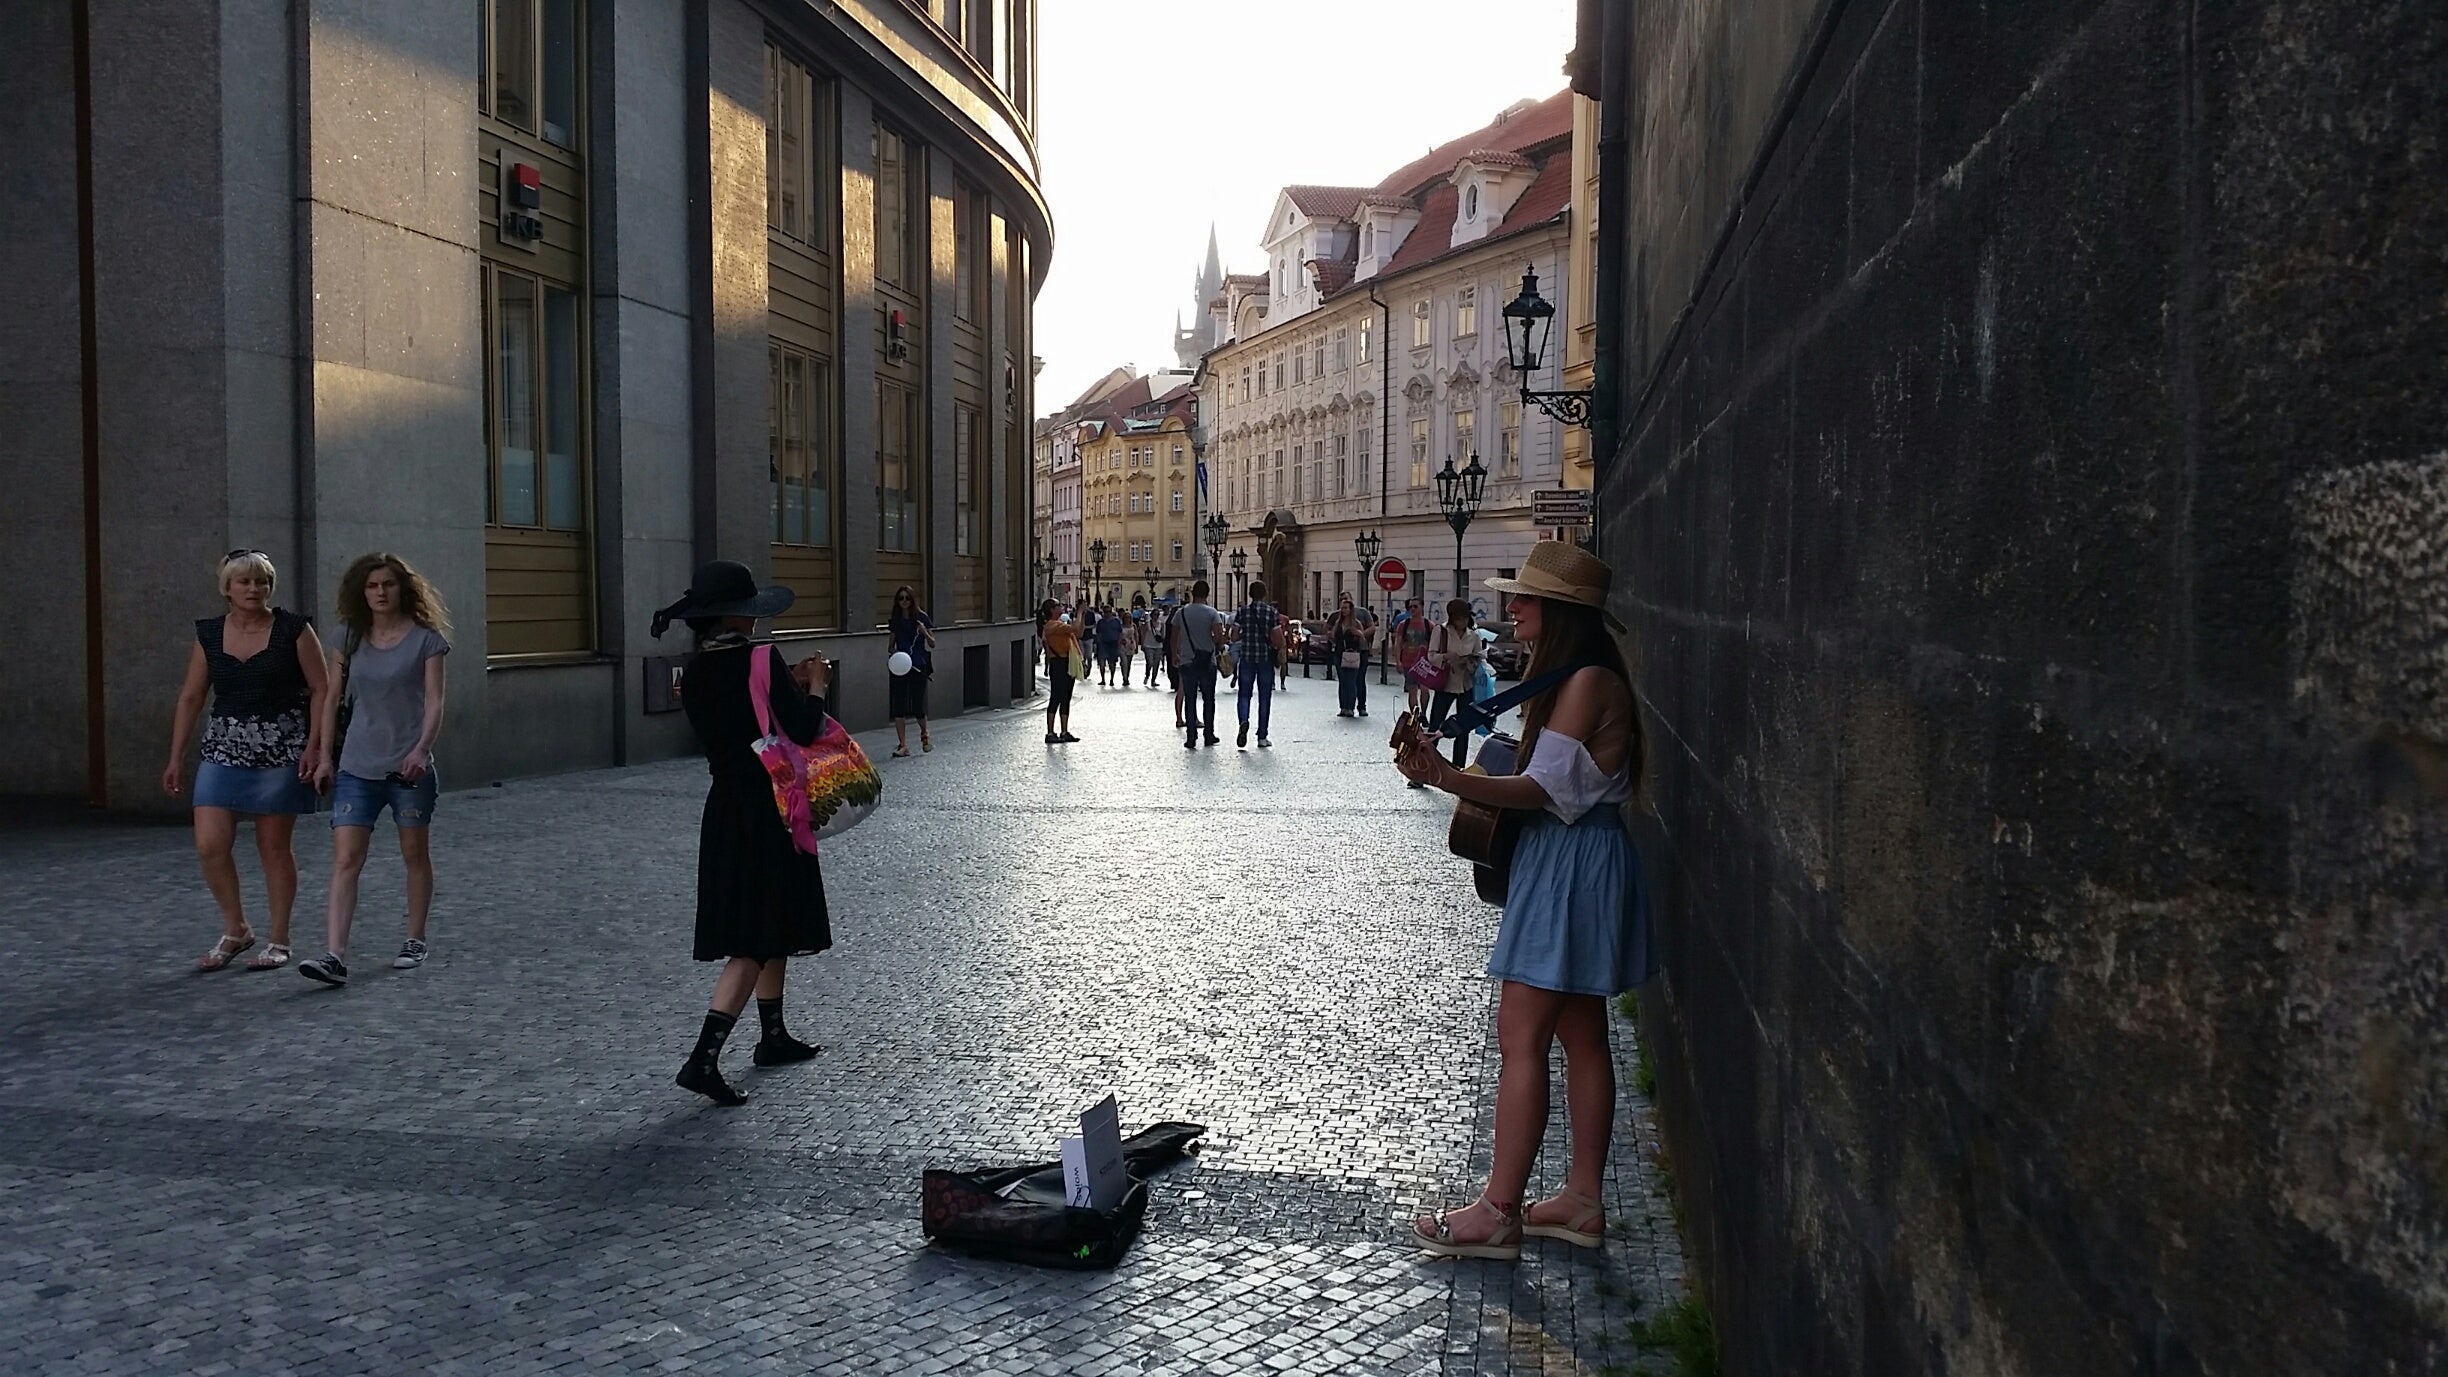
left=1522, top=1187, right=1605, bottom=1248
left=245, top=943, right=292, bottom=971
left=1412, top=1199, right=1522, bottom=1261
left=197, top=931, right=255, bottom=972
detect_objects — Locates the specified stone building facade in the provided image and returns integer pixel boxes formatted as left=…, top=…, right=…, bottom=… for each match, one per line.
left=1198, top=93, right=1576, bottom=623
left=1075, top=385, right=1196, bottom=607
left=2, top=0, right=1050, bottom=808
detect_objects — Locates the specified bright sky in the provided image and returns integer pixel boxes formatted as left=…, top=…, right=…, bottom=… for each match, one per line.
left=1030, top=0, right=1578, bottom=413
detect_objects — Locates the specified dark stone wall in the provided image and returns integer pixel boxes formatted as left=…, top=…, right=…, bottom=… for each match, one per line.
left=1589, top=1, right=2447, bottom=1372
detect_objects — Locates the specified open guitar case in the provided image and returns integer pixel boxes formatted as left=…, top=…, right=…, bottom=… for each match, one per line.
left=921, top=1121, right=1206, bottom=1269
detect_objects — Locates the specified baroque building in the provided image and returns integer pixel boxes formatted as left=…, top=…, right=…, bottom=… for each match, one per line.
left=1197, top=92, right=1577, bottom=622
left=2, top=0, right=1051, bottom=805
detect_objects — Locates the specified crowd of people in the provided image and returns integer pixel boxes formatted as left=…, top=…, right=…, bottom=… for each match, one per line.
left=163, top=538, right=1655, bottom=1264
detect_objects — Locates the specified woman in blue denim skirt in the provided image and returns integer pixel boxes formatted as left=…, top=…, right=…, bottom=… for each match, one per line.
left=297, top=553, right=451, bottom=988
left=164, top=549, right=334, bottom=972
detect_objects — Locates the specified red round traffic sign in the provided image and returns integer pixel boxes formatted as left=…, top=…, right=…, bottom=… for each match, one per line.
left=1373, top=557, right=1408, bottom=592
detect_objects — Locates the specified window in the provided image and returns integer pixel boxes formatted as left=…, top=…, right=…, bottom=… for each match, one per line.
left=1309, top=445, right=1322, bottom=502
left=1332, top=329, right=1346, bottom=370
left=874, top=124, right=922, bottom=291
left=1292, top=444, right=1304, bottom=501
left=1172, top=443, right=1183, bottom=468
left=770, top=345, right=833, bottom=547
left=1454, top=408, right=1476, bottom=469
left=1256, top=363, right=1266, bottom=398
left=954, top=403, right=981, bottom=554
left=1333, top=434, right=1348, bottom=495
left=1293, top=350, right=1304, bottom=385
left=1456, top=285, right=1477, bottom=338
left=1272, top=448, right=1285, bottom=507
left=1464, top=184, right=1479, bottom=220
left=954, top=182, right=986, bottom=323
left=1362, top=223, right=1374, bottom=256
left=486, top=270, right=585, bottom=531
left=1241, top=367, right=1252, bottom=402
left=485, top=0, right=581, bottom=146
left=1499, top=400, right=1521, bottom=476
left=1274, top=355, right=1284, bottom=390
left=765, top=48, right=826, bottom=241
left=1411, top=297, right=1431, bottom=348
left=933, top=0, right=964, bottom=44
left=1409, top=416, right=1429, bottom=488
left=877, top=379, right=921, bottom=550
left=1358, top=317, right=1372, bottom=364
left=1172, top=489, right=1184, bottom=512
left=1313, top=338, right=1325, bottom=376
left=1172, top=541, right=1184, bottom=563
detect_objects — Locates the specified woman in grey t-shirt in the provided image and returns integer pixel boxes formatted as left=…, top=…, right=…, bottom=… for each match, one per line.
left=297, top=553, right=452, bottom=988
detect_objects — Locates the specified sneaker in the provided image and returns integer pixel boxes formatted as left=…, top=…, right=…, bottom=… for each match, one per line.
left=1059, top=732, right=1080, bottom=743
left=1046, top=731, right=1060, bottom=744
left=392, top=939, right=428, bottom=970
left=1237, top=723, right=1250, bottom=749
left=297, top=953, right=349, bottom=987
left=1257, top=736, right=1272, bottom=748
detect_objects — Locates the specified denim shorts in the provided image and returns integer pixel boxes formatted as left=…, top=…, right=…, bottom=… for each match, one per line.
left=330, top=768, right=438, bottom=829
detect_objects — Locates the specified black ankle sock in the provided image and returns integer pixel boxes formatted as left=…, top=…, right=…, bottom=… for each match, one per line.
left=693, top=1010, right=737, bottom=1061
left=757, top=996, right=788, bottom=1043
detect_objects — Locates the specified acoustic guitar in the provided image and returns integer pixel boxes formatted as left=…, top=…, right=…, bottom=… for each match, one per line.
left=1392, top=714, right=1525, bottom=906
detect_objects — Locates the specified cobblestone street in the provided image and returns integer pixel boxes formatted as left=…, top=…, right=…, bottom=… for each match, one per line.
left=0, top=668, right=1684, bottom=1376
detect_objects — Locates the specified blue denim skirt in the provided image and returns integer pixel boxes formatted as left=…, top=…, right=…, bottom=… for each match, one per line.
left=1487, top=809, right=1655, bottom=996
left=192, top=761, right=317, bottom=816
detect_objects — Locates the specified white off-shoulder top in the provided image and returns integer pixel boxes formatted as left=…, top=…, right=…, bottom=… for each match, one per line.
left=1520, top=730, right=1634, bottom=824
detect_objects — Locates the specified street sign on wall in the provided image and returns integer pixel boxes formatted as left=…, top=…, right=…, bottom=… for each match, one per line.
left=1372, top=557, right=1409, bottom=592
left=1531, top=487, right=1594, bottom=527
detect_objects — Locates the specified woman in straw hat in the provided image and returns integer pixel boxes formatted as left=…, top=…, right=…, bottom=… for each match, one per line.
left=1394, top=540, right=1655, bottom=1260
left=652, top=561, right=835, bottom=1106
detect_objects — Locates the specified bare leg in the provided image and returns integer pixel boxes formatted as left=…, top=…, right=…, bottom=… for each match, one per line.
left=1528, top=994, right=1617, bottom=1228
left=399, top=824, right=433, bottom=942
left=1428, top=980, right=1565, bottom=1244
left=253, top=813, right=299, bottom=948
left=894, top=717, right=909, bottom=751
left=710, top=956, right=764, bottom=1016
left=194, top=807, right=246, bottom=936
left=326, top=825, right=372, bottom=958
left=753, top=956, right=787, bottom=1000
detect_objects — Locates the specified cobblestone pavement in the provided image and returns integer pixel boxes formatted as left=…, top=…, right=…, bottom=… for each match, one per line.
left=0, top=663, right=1685, bottom=1375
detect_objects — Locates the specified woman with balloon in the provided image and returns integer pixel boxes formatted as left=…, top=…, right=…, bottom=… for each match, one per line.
left=886, top=585, right=935, bottom=757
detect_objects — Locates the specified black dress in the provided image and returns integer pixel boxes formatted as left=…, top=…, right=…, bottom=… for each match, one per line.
left=681, top=642, right=833, bottom=962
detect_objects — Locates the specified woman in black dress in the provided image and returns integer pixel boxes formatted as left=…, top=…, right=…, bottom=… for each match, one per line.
left=652, top=561, right=834, bottom=1106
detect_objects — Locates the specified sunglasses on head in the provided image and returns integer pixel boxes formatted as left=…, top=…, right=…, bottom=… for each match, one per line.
left=223, top=548, right=266, bottom=563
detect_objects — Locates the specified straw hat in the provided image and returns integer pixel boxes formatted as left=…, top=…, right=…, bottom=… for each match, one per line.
left=1485, top=541, right=1626, bottom=633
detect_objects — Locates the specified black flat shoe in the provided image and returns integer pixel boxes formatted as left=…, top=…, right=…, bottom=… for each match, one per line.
left=752, top=1035, right=822, bottom=1067
left=676, top=1055, right=747, bottom=1106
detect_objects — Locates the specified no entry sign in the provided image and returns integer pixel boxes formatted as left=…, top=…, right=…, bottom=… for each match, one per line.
left=1372, top=557, right=1409, bottom=592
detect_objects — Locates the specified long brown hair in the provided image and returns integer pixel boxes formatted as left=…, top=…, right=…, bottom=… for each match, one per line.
left=1515, top=596, right=1643, bottom=788
left=337, top=552, right=452, bottom=644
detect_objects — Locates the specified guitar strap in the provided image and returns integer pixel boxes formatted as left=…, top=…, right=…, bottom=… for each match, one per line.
left=1434, top=662, right=1594, bottom=741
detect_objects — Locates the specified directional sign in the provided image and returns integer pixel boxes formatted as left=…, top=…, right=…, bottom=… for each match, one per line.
left=1531, top=487, right=1594, bottom=527
left=1373, top=556, right=1409, bottom=592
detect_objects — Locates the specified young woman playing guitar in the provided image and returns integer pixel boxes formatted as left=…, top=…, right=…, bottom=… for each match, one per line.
left=1392, top=542, right=1654, bottom=1260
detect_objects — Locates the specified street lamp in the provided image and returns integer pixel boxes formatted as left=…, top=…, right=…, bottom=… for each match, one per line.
left=1228, top=547, right=1247, bottom=609
left=1501, top=265, right=1593, bottom=428
left=1088, top=538, right=1107, bottom=606
left=1202, top=513, right=1228, bottom=584
left=1435, top=452, right=1488, bottom=612
left=1143, top=566, right=1161, bottom=605
left=1355, top=529, right=1385, bottom=685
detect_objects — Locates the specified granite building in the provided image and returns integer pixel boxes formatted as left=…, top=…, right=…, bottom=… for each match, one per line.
left=2, top=0, right=1050, bottom=808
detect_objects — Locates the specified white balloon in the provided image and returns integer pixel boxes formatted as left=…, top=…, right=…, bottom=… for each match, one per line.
left=888, top=651, right=914, bottom=676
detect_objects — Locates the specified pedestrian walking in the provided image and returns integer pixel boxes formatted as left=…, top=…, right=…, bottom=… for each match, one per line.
left=1168, top=580, right=1226, bottom=749
left=651, top=561, right=832, bottom=1106
left=1144, top=601, right=1172, bottom=692
left=163, top=549, right=333, bottom=973
left=1039, top=599, right=1081, bottom=743
left=297, top=553, right=451, bottom=988
left=1396, top=598, right=1433, bottom=717
left=1394, top=542, right=1653, bottom=1259
left=1423, top=600, right=1485, bottom=768
left=887, top=585, right=935, bottom=757
left=1094, top=604, right=1124, bottom=685
left=1229, top=579, right=1285, bottom=749
left=1329, top=593, right=1375, bottom=718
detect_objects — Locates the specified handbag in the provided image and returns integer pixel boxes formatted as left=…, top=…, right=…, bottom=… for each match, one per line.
left=1406, top=629, right=1449, bottom=688
left=749, top=649, right=881, bottom=851
left=1340, top=650, right=1364, bottom=670
left=326, top=629, right=360, bottom=787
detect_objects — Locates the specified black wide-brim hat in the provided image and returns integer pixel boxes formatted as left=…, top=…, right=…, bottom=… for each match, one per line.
left=652, top=559, right=794, bottom=635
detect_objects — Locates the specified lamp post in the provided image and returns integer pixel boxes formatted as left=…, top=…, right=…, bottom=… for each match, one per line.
left=1356, top=529, right=1386, bottom=685
left=1088, top=538, right=1107, bottom=607
left=1202, top=514, right=1228, bottom=588
left=1500, top=265, right=1594, bottom=428
left=1228, top=547, right=1247, bottom=610
left=1435, top=452, right=1488, bottom=613
left=1143, top=566, right=1161, bottom=606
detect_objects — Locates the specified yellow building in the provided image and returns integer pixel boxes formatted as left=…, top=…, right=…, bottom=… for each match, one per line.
left=1076, top=385, right=1198, bottom=605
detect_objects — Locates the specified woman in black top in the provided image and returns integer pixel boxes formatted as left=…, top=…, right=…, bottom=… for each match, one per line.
left=652, top=561, right=834, bottom=1106
left=164, top=549, right=332, bottom=972
left=886, top=585, right=936, bottom=757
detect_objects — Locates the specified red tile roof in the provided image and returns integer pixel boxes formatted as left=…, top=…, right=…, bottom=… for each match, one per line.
left=1306, top=256, right=1355, bottom=296
left=1371, top=90, right=1573, bottom=200
left=1348, top=148, right=1571, bottom=288
left=1283, top=185, right=1372, bottom=221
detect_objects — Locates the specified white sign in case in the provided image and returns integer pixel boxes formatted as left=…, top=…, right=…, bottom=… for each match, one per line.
left=1060, top=1094, right=1128, bottom=1212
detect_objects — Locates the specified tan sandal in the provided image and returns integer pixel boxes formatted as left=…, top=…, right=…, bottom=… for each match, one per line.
left=1522, top=1187, right=1605, bottom=1248
left=197, top=930, right=255, bottom=973
left=1413, top=1198, right=1521, bottom=1260
left=244, top=943, right=292, bottom=971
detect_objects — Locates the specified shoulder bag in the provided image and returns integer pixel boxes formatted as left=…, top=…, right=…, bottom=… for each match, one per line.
left=749, top=648, right=881, bottom=850
left=1405, top=626, right=1449, bottom=689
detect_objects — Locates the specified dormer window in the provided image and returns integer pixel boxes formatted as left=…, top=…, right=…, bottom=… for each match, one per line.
left=1362, top=223, right=1374, bottom=255
left=1464, top=185, right=1480, bottom=220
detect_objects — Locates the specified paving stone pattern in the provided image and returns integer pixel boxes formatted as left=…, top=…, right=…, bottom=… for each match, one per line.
left=0, top=667, right=1685, bottom=1375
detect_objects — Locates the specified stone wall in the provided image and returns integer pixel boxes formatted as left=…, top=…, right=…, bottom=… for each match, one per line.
left=1590, top=1, right=2447, bottom=1371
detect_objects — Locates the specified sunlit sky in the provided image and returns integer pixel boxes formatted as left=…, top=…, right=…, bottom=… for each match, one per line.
left=1030, top=0, right=1578, bottom=413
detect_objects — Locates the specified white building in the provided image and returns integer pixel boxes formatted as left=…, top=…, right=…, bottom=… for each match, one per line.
left=1199, top=93, right=1577, bottom=624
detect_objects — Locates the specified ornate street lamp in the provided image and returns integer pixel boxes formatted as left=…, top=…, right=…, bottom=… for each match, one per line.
left=1088, top=538, right=1107, bottom=604
left=1355, top=529, right=1385, bottom=684
left=1501, top=265, right=1593, bottom=428
left=1202, top=513, right=1228, bottom=582
left=1143, top=566, right=1161, bottom=604
left=1435, top=453, right=1488, bottom=611
left=1228, top=547, right=1248, bottom=609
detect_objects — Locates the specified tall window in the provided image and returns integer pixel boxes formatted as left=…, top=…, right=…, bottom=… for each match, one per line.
left=1293, top=350, right=1305, bottom=385
left=875, top=125, right=922, bottom=291
left=1172, top=541, right=1184, bottom=563
left=1411, top=297, right=1431, bottom=348
left=1332, top=329, right=1347, bottom=370
left=954, top=181, right=986, bottom=323
left=1499, top=400, right=1521, bottom=477
left=1313, top=338, right=1325, bottom=376
left=1274, top=355, right=1284, bottom=390
left=1333, top=434, right=1349, bottom=494
left=1292, top=444, right=1305, bottom=501
left=954, top=403, right=981, bottom=555
left=484, top=0, right=580, bottom=147
left=771, top=346, right=833, bottom=547
left=1272, top=448, right=1285, bottom=507
left=765, top=49, right=826, bottom=240
left=1172, top=489, right=1184, bottom=512
left=878, top=380, right=921, bottom=550
left=933, top=0, right=964, bottom=44
left=1172, top=443, right=1184, bottom=468
left=1454, top=408, right=1476, bottom=470
left=1455, top=285, right=1477, bottom=338
left=1358, top=317, right=1372, bottom=364
left=487, top=270, right=585, bottom=532
left=1256, top=364, right=1267, bottom=398
left=1409, top=416, right=1429, bottom=488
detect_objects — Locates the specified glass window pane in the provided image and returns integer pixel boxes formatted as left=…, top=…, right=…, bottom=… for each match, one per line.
left=875, top=126, right=906, bottom=288
left=542, top=0, right=577, bottom=147
left=809, top=359, right=832, bottom=546
left=495, top=273, right=539, bottom=526
left=543, top=284, right=582, bottom=529
left=494, top=0, right=535, bottom=133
